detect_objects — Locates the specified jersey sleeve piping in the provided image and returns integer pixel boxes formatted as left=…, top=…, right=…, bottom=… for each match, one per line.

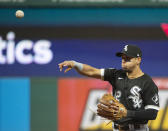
left=145, top=105, right=160, bottom=110
left=100, top=69, right=105, bottom=80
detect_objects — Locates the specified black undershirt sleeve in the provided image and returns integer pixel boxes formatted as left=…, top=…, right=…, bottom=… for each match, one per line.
left=127, top=109, right=158, bottom=120
left=114, top=109, right=158, bottom=125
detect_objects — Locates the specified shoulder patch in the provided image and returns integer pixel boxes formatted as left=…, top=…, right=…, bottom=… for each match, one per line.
left=152, top=93, right=159, bottom=104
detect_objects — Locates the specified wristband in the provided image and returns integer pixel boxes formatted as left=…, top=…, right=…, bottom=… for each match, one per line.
left=73, top=61, right=83, bottom=71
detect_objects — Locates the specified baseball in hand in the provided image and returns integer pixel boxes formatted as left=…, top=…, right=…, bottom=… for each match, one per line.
left=15, top=10, right=24, bottom=18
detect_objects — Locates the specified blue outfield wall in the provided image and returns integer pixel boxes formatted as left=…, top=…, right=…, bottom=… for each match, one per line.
left=0, top=78, right=30, bottom=131
left=0, top=40, right=168, bottom=77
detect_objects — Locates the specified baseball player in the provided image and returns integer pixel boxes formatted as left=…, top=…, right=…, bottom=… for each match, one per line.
left=58, top=44, right=159, bottom=131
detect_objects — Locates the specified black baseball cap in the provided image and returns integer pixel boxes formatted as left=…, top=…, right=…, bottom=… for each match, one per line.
left=116, top=44, right=142, bottom=58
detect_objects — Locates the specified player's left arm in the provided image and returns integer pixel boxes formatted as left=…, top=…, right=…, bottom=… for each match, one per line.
left=113, top=109, right=158, bottom=124
left=126, top=109, right=158, bottom=120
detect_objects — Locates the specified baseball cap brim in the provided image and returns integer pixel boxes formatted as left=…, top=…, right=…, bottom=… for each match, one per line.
left=116, top=52, right=123, bottom=57
left=116, top=52, right=135, bottom=58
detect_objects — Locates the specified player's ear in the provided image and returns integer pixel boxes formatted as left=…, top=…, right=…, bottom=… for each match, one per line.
left=137, top=57, right=141, bottom=65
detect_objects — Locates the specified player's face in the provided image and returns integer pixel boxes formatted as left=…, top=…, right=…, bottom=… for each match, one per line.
left=121, top=55, right=138, bottom=72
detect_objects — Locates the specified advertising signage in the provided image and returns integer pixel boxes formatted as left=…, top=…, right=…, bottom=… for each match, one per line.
left=0, top=27, right=168, bottom=76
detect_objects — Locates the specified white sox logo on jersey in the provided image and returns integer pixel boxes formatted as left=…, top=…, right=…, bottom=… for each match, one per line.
left=128, top=86, right=142, bottom=109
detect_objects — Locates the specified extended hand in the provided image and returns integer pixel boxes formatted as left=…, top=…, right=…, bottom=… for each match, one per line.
left=58, top=61, right=75, bottom=73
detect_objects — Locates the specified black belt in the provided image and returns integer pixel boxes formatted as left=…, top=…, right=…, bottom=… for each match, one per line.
left=114, top=124, right=145, bottom=130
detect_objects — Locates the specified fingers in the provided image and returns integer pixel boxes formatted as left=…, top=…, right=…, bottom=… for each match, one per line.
left=97, top=103, right=111, bottom=112
left=97, top=111, right=113, bottom=119
left=97, top=104, right=112, bottom=112
left=99, top=99, right=111, bottom=106
left=64, top=67, right=72, bottom=73
left=111, top=105, right=119, bottom=111
left=58, top=63, right=64, bottom=71
left=58, top=61, right=67, bottom=71
left=99, top=99, right=118, bottom=108
left=97, top=107, right=120, bottom=120
left=58, top=61, right=74, bottom=72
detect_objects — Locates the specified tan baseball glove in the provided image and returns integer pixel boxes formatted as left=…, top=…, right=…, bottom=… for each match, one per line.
left=97, top=93, right=127, bottom=121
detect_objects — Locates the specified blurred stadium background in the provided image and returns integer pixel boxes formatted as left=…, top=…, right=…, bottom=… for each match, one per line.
left=0, top=0, right=168, bottom=131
